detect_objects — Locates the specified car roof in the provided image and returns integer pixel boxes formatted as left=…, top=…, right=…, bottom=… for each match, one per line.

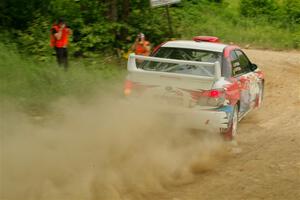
left=161, top=40, right=228, bottom=53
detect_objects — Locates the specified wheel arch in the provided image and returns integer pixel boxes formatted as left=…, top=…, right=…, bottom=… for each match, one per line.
left=236, top=100, right=241, bottom=112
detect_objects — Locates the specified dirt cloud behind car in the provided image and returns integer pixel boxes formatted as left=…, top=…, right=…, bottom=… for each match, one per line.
left=0, top=90, right=229, bottom=200
left=2, top=49, right=300, bottom=200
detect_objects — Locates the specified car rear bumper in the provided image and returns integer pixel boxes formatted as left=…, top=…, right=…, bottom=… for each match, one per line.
left=164, top=106, right=230, bottom=130
left=122, top=98, right=232, bottom=131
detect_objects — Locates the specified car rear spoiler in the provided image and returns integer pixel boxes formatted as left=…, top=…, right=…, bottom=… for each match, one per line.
left=127, top=53, right=221, bottom=80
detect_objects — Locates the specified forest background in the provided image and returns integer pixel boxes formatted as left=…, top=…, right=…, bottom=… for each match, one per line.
left=0, top=0, right=299, bottom=113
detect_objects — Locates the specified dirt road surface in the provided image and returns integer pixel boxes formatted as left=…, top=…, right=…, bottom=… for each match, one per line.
left=1, top=49, right=300, bottom=200
left=153, top=49, right=300, bottom=200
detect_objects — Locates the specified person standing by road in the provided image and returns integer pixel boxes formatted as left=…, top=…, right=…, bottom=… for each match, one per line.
left=131, top=33, right=151, bottom=56
left=50, top=19, right=72, bottom=70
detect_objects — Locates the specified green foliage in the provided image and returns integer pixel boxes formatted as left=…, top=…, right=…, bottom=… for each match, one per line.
left=0, top=0, right=182, bottom=59
left=16, top=14, right=53, bottom=62
left=128, top=7, right=180, bottom=42
left=0, top=0, right=52, bottom=29
left=239, top=0, right=300, bottom=26
left=240, top=0, right=278, bottom=18
left=0, top=0, right=300, bottom=62
left=291, top=29, right=300, bottom=48
left=73, top=22, right=117, bottom=54
left=179, top=0, right=299, bottom=49
left=282, top=0, right=300, bottom=25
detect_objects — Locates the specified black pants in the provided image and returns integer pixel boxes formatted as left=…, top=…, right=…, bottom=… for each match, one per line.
left=55, top=47, right=68, bottom=70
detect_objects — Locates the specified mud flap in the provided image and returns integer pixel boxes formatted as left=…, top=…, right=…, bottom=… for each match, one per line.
left=219, top=105, right=235, bottom=141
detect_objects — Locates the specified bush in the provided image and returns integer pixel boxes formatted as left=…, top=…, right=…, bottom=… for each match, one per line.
left=291, top=29, right=300, bottom=48
left=16, top=14, right=53, bottom=62
left=282, top=0, right=300, bottom=25
left=240, top=0, right=279, bottom=18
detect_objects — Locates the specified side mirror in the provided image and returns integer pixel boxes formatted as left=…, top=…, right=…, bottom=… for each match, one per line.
left=250, top=63, right=258, bottom=71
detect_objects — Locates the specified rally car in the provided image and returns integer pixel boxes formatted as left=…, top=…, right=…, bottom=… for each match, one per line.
left=124, top=36, right=264, bottom=140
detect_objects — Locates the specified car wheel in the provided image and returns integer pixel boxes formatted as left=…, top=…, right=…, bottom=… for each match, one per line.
left=222, top=105, right=238, bottom=140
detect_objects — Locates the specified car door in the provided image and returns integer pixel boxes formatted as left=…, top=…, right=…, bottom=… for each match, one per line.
left=231, top=49, right=260, bottom=114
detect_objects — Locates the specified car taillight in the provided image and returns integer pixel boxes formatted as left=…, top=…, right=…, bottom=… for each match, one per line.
left=187, top=89, right=225, bottom=107
left=186, top=89, right=222, bottom=99
left=209, top=89, right=221, bottom=98
left=124, top=80, right=157, bottom=96
left=124, top=80, right=133, bottom=96
left=207, top=89, right=224, bottom=106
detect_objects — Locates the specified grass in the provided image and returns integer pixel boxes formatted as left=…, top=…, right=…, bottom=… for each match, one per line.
left=0, top=43, right=126, bottom=114
left=176, top=1, right=300, bottom=49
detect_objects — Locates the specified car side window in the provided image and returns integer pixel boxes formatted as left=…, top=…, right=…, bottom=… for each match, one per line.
left=230, top=51, right=243, bottom=76
left=235, top=50, right=252, bottom=74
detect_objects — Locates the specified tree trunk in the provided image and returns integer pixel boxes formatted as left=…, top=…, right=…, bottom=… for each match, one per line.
left=109, top=0, right=118, bottom=22
left=122, top=0, right=130, bottom=22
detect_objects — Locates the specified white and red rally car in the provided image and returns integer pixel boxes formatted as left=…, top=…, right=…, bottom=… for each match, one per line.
left=124, top=36, right=264, bottom=140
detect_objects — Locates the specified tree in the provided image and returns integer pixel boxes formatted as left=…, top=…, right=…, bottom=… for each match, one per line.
left=240, top=0, right=278, bottom=18
left=283, top=0, right=300, bottom=24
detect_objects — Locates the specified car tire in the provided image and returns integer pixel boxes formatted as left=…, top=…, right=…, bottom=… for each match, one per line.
left=222, top=105, right=238, bottom=141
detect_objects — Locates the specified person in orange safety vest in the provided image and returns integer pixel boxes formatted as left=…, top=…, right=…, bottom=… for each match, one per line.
left=131, top=33, right=151, bottom=56
left=50, top=19, right=72, bottom=70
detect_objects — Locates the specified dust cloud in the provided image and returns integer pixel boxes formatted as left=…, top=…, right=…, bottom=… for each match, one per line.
left=0, top=88, right=228, bottom=200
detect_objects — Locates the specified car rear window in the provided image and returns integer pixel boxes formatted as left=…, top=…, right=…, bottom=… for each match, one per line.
left=140, top=47, right=222, bottom=77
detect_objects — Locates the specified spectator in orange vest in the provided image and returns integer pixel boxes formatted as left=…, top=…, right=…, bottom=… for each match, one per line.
left=50, top=19, right=72, bottom=70
left=131, top=33, right=151, bottom=56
